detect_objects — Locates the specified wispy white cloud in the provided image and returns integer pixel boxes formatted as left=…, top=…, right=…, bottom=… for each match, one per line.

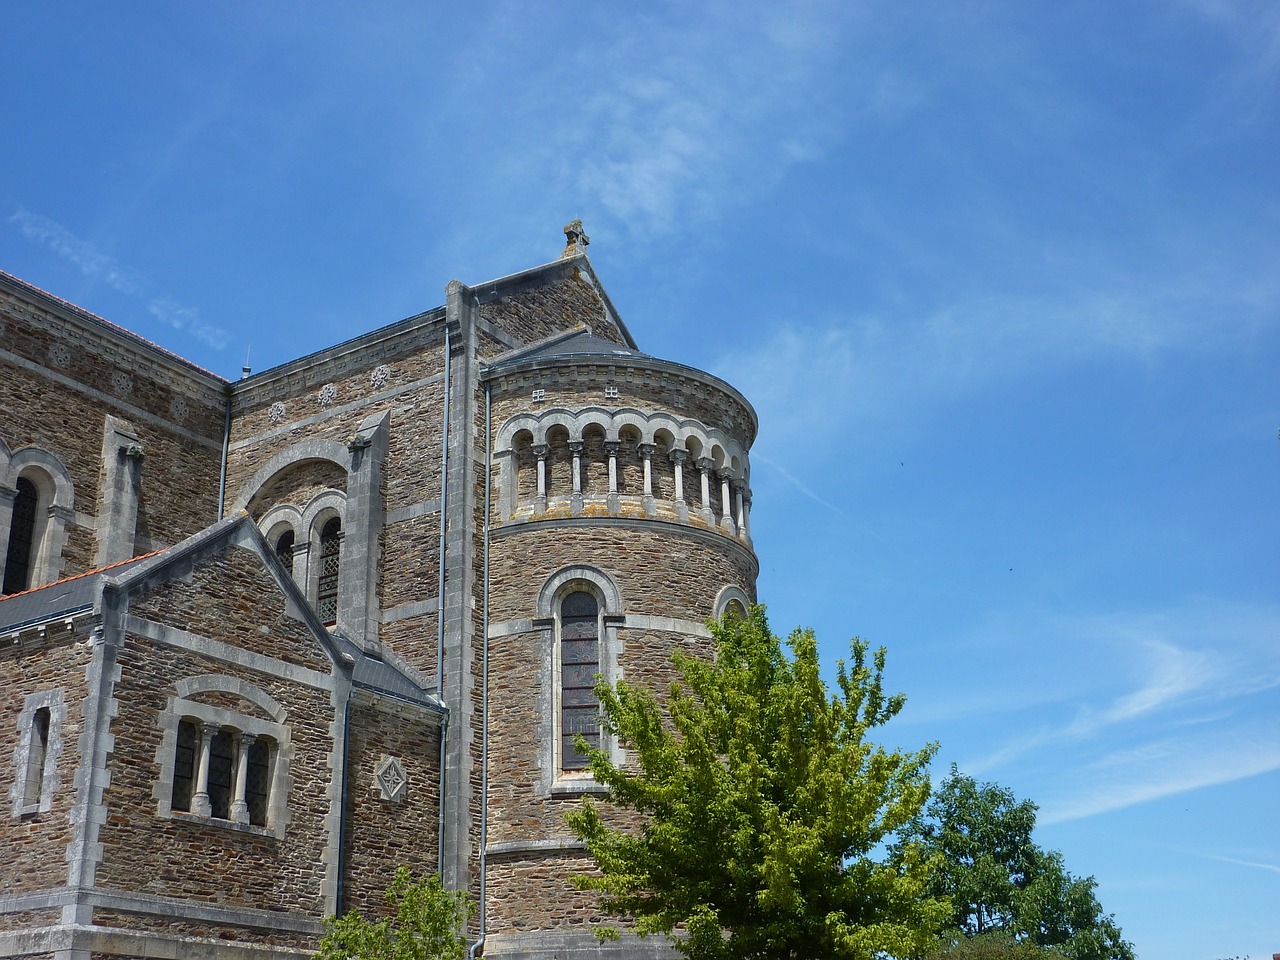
left=753, top=452, right=847, bottom=517
left=716, top=267, right=1280, bottom=467
left=1203, top=853, right=1280, bottom=876
left=9, top=208, right=228, bottom=351
left=964, top=603, right=1280, bottom=766
left=11, top=208, right=145, bottom=296
left=147, top=298, right=228, bottom=352
left=1038, top=730, right=1280, bottom=824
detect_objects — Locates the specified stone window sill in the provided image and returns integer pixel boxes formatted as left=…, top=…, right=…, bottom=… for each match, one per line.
left=169, top=810, right=276, bottom=838
left=549, top=778, right=609, bottom=797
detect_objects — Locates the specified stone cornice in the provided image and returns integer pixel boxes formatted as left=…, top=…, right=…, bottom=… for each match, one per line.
left=0, top=271, right=227, bottom=393
left=483, top=353, right=758, bottom=446
left=230, top=307, right=449, bottom=409
left=491, top=514, right=759, bottom=577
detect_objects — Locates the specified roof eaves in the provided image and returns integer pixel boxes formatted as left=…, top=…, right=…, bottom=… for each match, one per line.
left=0, top=270, right=229, bottom=385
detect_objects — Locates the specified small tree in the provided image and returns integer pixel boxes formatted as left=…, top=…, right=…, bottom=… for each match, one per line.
left=899, top=768, right=1134, bottom=960
left=314, top=867, right=474, bottom=960
left=566, top=606, right=949, bottom=960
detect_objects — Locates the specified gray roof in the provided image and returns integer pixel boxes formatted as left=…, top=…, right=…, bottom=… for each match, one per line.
left=487, top=329, right=648, bottom=373
left=349, top=648, right=441, bottom=709
left=0, top=529, right=441, bottom=713
left=0, top=553, right=158, bottom=634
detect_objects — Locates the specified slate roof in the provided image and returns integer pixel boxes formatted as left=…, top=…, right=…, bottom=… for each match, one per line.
left=486, top=328, right=648, bottom=373
left=0, top=524, right=442, bottom=713
left=0, top=552, right=161, bottom=634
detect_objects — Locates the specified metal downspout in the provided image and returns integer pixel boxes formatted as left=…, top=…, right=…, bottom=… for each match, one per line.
left=468, top=382, right=492, bottom=959
left=217, top=389, right=232, bottom=520
left=436, top=323, right=451, bottom=876
left=335, top=684, right=353, bottom=914
left=436, top=324, right=450, bottom=694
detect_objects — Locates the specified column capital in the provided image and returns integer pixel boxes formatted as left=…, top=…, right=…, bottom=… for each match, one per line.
left=568, top=441, right=583, bottom=455
left=532, top=443, right=549, bottom=458
left=638, top=443, right=656, bottom=458
left=696, top=457, right=715, bottom=472
left=604, top=441, right=620, bottom=456
left=669, top=448, right=687, bottom=464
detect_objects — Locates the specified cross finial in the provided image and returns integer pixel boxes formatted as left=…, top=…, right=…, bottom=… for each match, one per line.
left=561, top=219, right=589, bottom=258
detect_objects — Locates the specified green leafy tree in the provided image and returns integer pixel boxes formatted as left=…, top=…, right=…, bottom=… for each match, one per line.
left=926, top=930, right=1067, bottom=959
left=565, top=606, right=950, bottom=960
left=899, top=768, right=1134, bottom=960
left=314, top=867, right=474, bottom=960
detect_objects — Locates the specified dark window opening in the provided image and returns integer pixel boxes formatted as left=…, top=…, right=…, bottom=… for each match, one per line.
left=23, top=706, right=51, bottom=806
left=3, top=477, right=38, bottom=595
left=246, top=738, right=271, bottom=827
left=207, top=729, right=234, bottom=819
left=561, top=590, right=600, bottom=771
left=275, top=530, right=295, bottom=576
left=171, top=720, right=198, bottom=812
left=317, top=518, right=341, bottom=622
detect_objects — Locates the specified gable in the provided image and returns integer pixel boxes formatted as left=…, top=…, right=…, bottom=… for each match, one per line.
left=478, top=260, right=630, bottom=352
left=122, top=532, right=332, bottom=675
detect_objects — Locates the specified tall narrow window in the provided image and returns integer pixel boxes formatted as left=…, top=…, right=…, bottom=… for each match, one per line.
left=245, top=738, right=271, bottom=827
left=560, top=591, right=600, bottom=771
left=317, top=518, right=341, bottom=622
left=3, top=477, right=38, bottom=595
left=23, top=707, right=51, bottom=807
left=207, top=729, right=234, bottom=819
left=275, top=530, right=295, bottom=576
left=171, top=720, right=198, bottom=813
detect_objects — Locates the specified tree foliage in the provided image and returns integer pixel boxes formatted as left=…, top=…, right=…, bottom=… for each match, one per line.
left=899, top=768, right=1134, bottom=960
left=565, top=606, right=949, bottom=960
left=314, top=867, right=474, bottom=960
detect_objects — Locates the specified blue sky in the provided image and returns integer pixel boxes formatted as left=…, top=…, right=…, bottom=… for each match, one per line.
left=2, top=2, right=1277, bottom=956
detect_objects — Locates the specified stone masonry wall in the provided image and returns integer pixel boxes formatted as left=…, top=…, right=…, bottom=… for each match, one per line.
left=0, top=621, right=92, bottom=895
left=226, top=336, right=448, bottom=676
left=478, top=263, right=623, bottom=353
left=95, top=549, right=338, bottom=917
left=0, top=290, right=225, bottom=579
left=128, top=543, right=330, bottom=674
left=341, top=693, right=442, bottom=917
left=481, top=519, right=756, bottom=939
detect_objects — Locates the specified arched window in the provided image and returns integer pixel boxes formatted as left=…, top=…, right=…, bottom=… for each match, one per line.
left=170, top=721, right=277, bottom=828
left=3, top=477, right=38, bottom=595
left=560, top=590, right=600, bottom=771
left=275, top=530, right=295, bottom=576
left=171, top=720, right=198, bottom=813
left=317, top=517, right=341, bottom=622
left=207, top=729, right=235, bottom=820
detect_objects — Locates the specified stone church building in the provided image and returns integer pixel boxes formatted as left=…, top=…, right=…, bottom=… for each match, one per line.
left=0, top=224, right=757, bottom=960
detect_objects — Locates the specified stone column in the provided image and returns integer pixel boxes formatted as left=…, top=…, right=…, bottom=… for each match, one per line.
left=290, top=541, right=311, bottom=593
left=719, top=473, right=736, bottom=534
left=639, top=443, right=656, bottom=518
left=569, top=441, right=584, bottom=516
left=230, top=733, right=255, bottom=825
left=697, top=457, right=715, bottom=526
left=342, top=410, right=390, bottom=654
left=671, top=449, right=688, bottom=522
left=741, top=489, right=753, bottom=543
left=605, top=441, right=620, bottom=515
left=95, top=415, right=144, bottom=567
left=0, top=486, right=15, bottom=576
left=534, top=444, right=548, bottom=514
left=191, top=723, right=214, bottom=818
